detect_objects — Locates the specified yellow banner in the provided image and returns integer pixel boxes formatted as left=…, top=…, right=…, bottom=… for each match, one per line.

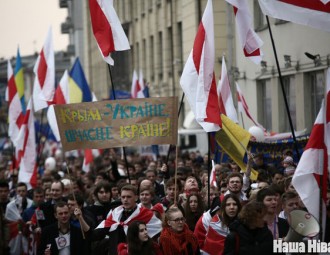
left=215, top=115, right=258, bottom=180
left=54, top=97, right=178, bottom=152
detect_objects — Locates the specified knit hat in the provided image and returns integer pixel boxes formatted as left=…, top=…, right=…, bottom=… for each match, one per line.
left=283, top=156, right=294, bottom=166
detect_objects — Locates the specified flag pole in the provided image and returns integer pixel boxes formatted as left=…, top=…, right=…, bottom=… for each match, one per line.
left=265, top=16, right=300, bottom=159
left=107, top=64, right=131, bottom=183
left=207, top=133, right=211, bottom=209
left=66, top=165, right=85, bottom=239
left=240, top=112, right=245, bottom=129
left=165, top=93, right=185, bottom=165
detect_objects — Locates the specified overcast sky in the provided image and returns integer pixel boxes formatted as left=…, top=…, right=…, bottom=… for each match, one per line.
left=0, top=0, right=68, bottom=59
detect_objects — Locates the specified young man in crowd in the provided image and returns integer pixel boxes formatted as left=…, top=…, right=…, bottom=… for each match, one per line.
left=92, top=184, right=162, bottom=255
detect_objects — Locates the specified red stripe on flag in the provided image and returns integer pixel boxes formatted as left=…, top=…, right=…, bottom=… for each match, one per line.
left=8, top=76, right=17, bottom=102
left=193, top=23, right=206, bottom=73
left=89, top=0, right=115, bottom=57
left=15, top=112, right=25, bottom=130
left=53, top=87, right=66, bottom=105
left=205, top=76, right=221, bottom=126
left=279, top=0, right=330, bottom=13
left=37, top=50, right=47, bottom=89
left=305, top=123, right=325, bottom=150
left=243, top=48, right=261, bottom=57
left=327, top=92, right=330, bottom=123
left=233, top=6, right=238, bottom=15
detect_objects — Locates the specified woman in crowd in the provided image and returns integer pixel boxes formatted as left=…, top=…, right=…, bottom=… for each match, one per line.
left=117, top=220, right=162, bottom=255
left=223, top=200, right=273, bottom=255
left=159, top=206, right=200, bottom=255
left=184, top=194, right=204, bottom=231
left=203, top=194, right=242, bottom=255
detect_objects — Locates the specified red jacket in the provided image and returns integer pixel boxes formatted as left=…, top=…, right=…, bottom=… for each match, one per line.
left=117, top=242, right=163, bottom=255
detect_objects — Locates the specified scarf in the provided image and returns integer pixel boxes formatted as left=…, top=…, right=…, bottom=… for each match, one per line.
left=160, top=225, right=198, bottom=255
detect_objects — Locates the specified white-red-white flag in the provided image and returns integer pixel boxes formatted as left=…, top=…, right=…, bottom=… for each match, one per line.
left=209, top=160, right=217, bottom=187
left=236, top=82, right=265, bottom=130
left=47, top=70, right=70, bottom=142
left=15, top=100, right=38, bottom=189
left=292, top=68, right=330, bottom=240
left=180, top=0, right=221, bottom=132
left=6, top=60, right=24, bottom=146
left=82, top=149, right=102, bottom=172
left=89, top=0, right=130, bottom=65
left=32, top=27, right=55, bottom=112
left=217, top=57, right=238, bottom=123
left=258, top=0, right=330, bottom=33
left=226, top=0, right=263, bottom=64
left=131, top=70, right=144, bottom=98
left=139, top=69, right=145, bottom=97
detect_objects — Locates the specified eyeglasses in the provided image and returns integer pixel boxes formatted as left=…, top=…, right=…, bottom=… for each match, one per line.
left=170, top=217, right=185, bottom=223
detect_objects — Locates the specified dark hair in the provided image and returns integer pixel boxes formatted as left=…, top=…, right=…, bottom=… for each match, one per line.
left=54, top=201, right=68, bottom=212
left=127, top=221, right=155, bottom=255
left=281, top=191, right=298, bottom=204
left=33, top=187, right=44, bottom=196
left=227, top=173, right=243, bottom=184
left=17, top=182, right=27, bottom=189
left=0, top=180, right=9, bottom=189
left=93, top=181, right=111, bottom=198
left=220, top=194, right=241, bottom=226
left=67, top=193, right=84, bottom=207
left=256, top=188, right=277, bottom=203
left=165, top=177, right=182, bottom=191
left=184, top=194, right=204, bottom=231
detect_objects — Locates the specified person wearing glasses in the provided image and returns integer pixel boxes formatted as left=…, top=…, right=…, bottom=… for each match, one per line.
left=159, top=206, right=200, bottom=255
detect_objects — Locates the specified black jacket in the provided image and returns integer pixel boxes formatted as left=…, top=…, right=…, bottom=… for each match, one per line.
left=38, top=222, right=90, bottom=255
left=224, top=220, right=273, bottom=255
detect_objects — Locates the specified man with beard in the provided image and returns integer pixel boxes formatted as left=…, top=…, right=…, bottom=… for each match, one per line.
left=222, top=173, right=248, bottom=203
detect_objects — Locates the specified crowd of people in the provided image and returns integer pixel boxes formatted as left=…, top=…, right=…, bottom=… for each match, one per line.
left=0, top=146, right=327, bottom=255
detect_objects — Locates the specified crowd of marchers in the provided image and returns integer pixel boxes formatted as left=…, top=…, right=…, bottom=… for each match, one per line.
left=0, top=146, right=328, bottom=255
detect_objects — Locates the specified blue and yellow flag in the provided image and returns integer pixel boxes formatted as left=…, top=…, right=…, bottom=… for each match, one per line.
left=69, top=58, right=92, bottom=103
left=14, top=48, right=26, bottom=113
left=215, top=114, right=258, bottom=180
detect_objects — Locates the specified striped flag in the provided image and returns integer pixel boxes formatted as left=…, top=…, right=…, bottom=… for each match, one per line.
left=180, top=0, right=221, bottom=132
left=89, top=0, right=130, bottom=65
left=209, top=160, right=217, bottom=187
left=32, top=27, right=55, bottom=112
left=226, top=0, right=263, bottom=64
left=236, top=82, right=265, bottom=130
left=15, top=100, right=38, bottom=189
left=292, top=68, right=330, bottom=240
left=14, top=48, right=26, bottom=113
left=258, top=0, right=330, bottom=33
left=131, top=70, right=144, bottom=98
left=6, top=60, right=24, bottom=146
left=217, top=56, right=238, bottom=123
left=47, top=70, right=70, bottom=142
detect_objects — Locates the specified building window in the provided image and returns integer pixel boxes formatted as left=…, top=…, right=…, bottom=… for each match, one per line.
left=257, top=79, right=272, bottom=130
left=254, top=0, right=267, bottom=31
left=309, top=71, right=325, bottom=122
left=150, top=35, right=154, bottom=81
left=282, top=76, right=296, bottom=131
left=158, top=31, right=163, bottom=78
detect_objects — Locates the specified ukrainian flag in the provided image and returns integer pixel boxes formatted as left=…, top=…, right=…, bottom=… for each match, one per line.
left=69, top=58, right=92, bottom=103
left=14, top=48, right=26, bottom=113
left=215, top=114, right=258, bottom=180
